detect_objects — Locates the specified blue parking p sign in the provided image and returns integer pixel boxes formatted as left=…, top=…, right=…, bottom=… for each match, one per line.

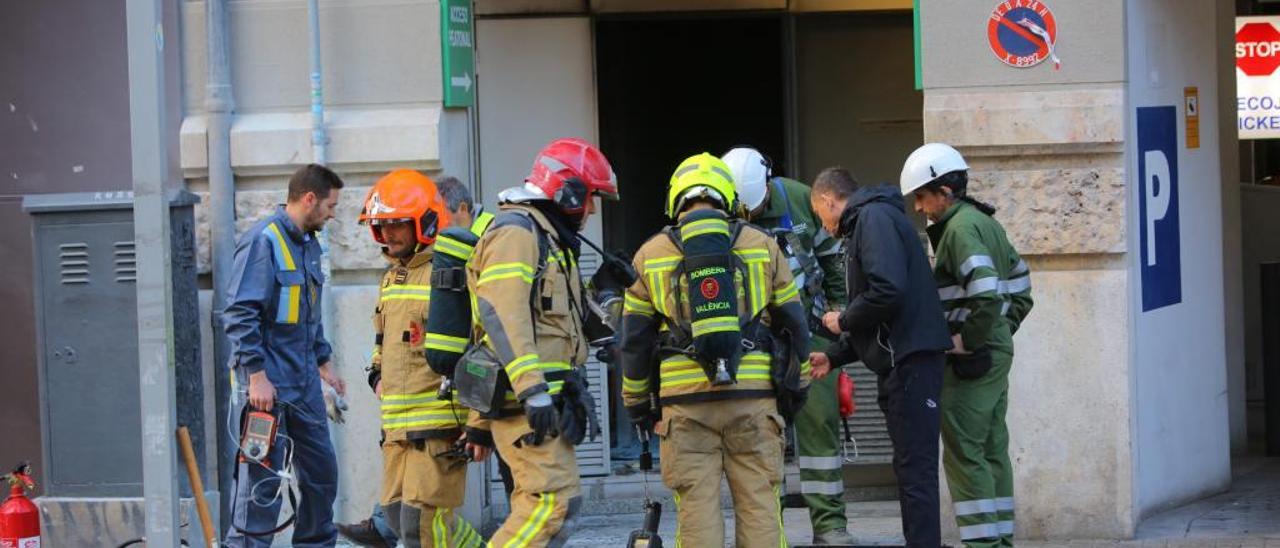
left=1137, top=106, right=1182, bottom=312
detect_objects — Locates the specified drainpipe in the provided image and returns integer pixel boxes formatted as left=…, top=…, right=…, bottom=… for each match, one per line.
left=306, top=2, right=340, bottom=478
left=205, top=0, right=237, bottom=530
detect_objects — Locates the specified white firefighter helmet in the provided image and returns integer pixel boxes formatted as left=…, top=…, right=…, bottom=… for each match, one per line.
left=900, top=143, right=969, bottom=195
left=721, top=147, right=771, bottom=212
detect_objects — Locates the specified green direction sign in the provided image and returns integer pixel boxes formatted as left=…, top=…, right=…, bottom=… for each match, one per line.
left=441, top=0, right=475, bottom=107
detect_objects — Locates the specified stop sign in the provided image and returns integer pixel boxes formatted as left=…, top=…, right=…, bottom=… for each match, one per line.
left=1238, top=22, right=1280, bottom=76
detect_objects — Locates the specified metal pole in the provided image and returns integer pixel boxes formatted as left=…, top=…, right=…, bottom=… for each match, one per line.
left=126, top=0, right=181, bottom=545
left=205, top=0, right=237, bottom=531
left=308, top=0, right=327, bottom=166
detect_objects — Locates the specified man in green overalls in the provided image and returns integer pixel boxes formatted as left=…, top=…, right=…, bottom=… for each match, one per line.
left=723, top=147, right=851, bottom=545
left=900, top=143, right=1034, bottom=547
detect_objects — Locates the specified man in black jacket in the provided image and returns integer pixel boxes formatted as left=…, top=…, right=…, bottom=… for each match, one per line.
left=808, top=167, right=952, bottom=547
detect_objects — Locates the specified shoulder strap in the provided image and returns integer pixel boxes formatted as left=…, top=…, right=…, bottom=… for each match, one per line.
left=771, top=179, right=794, bottom=231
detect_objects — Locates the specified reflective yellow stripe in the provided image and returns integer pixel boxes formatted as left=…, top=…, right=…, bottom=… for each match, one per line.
left=434, top=508, right=447, bottom=547
left=505, top=492, right=555, bottom=548
left=478, top=262, right=535, bottom=285
left=773, top=281, right=799, bottom=304
left=690, top=316, right=739, bottom=337
left=643, top=256, right=681, bottom=271
left=471, top=211, right=495, bottom=237
left=506, top=354, right=540, bottom=382
left=381, top=284, right=432, bottom=302
left=624, top=293, right=655, bottom=315
left=680, top=218, right=731, bottom=241
left=622, top=376, right=650, bottom=394
left=435, top=236, right=475, bottom=261
left=285, top=284, right=301, bottom=323
left=264, top=222, right=297, bottom=270
left=775, top=485, right=787, bottom=547
left=734, top=248, right=770, bottom=264
left=424, top=332, right=469, bottom=353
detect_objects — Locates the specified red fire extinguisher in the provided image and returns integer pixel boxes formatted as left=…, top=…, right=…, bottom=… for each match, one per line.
left=0, top=462, right=39, bottom=548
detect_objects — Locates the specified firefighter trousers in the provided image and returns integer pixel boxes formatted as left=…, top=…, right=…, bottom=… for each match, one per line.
left=380, top=438, right=483, bottom=548
left=942, top=348, right=1014, bottom=548
left=489, top=412, right=583, bottom=547
left=795, top=369, right=846, bottom=535
left=658, top=397, right=787, bottom=548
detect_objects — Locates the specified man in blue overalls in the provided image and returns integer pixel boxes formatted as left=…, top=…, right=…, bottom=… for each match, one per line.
left=223, top=163, right=347, bottom=548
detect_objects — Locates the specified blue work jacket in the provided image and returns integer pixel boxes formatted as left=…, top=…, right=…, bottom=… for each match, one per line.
left=223, top=206, right=332, bottom=400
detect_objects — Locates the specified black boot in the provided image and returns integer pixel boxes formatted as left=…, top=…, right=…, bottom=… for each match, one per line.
left=336, top=519, right=394, bottom=548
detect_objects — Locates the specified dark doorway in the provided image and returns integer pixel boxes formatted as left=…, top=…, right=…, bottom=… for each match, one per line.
left=596, top=15, right=787, bottom=254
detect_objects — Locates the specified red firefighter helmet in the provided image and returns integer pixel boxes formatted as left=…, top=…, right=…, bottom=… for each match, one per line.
left=501, top=138, right=619, bottom=216
left=358, top=169, right=450, bottom=246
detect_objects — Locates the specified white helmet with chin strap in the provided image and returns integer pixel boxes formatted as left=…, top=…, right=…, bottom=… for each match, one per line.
left=900, top=143, right=969, bottom=195
left=721, top=147, right=771, bottom=212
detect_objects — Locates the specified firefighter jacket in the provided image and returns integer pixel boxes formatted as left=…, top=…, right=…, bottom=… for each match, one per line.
left=752, top=176, right=847, bottom=319
left=370, top=247, right=470, bottom=441
left=465, top=203, right=589, bottom=412
left=223, top=206, right=332, bottom=402
left=619, top=215, right=812, bottom=408
left=926, top=200, right=1034, bottom=354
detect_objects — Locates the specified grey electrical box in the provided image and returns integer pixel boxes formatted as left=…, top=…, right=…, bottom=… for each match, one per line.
left=24, top=190, right=204, bottom=497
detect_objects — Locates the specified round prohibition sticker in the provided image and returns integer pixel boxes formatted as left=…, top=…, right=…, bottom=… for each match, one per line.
left=988, top=1, right=1062, bottom=70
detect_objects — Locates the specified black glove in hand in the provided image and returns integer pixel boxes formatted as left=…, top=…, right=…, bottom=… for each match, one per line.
left=628, top=402, right=656, bottom=434
left=523, top=390, right=559, bottom=446
left=559, top=371, right=600, bottom=445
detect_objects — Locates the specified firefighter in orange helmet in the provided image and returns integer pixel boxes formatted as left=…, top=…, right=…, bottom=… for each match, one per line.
left=359, top=169, right=485, bottom=547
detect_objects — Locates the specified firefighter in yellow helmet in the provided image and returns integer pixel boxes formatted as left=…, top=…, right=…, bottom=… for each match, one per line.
left=358, top=169, right=484, bottom=547
left=620, top=153, right=812, bottom=548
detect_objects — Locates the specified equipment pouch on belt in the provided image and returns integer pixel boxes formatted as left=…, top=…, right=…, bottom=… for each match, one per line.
left=677, top=210, right=743, bottom=385
left=455, top=344, right=508, bottom=417
left=949, top=345, right=994, bottom=380
left=425, top=227, right=480, bottom=376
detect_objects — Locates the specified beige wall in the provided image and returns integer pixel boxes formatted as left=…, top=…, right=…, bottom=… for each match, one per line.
left=920, top=0, right=1135, bottom=538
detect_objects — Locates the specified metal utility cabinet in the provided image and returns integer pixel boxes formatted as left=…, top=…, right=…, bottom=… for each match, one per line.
left=23, top=190, right=209, bottom=545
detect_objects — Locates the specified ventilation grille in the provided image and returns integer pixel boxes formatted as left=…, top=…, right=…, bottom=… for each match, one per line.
left=114, top=241, right=136, bottom=283
left=58, top=243, right=89, bottom=285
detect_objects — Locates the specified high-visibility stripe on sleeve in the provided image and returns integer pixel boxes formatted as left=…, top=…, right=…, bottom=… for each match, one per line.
left=505, top=354, right=541, bottom=383
left=424, top=332, right=469, bottom=353
left=478, top=262, right=535, bottom=285
left=624, top=293, right=655, bottom=316
left=733, top=248, right=770, bottom=264
left=1001, top=276, right=1031, bottom=294
left=622, top=376, right=650, bottom=394
left=1010, top=259, right=1029, bottom=276
left=959, top=255, right=994, bottom=276
left=966, top=276, right=999, bottom=296
left=772, top=280, right=799, bottom=304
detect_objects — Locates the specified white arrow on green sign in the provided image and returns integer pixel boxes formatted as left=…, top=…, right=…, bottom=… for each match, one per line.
left=441, top=0, right=475, bottom=107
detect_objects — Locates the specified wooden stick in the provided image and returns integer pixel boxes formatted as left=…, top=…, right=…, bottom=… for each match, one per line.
left=177, top=426, right=217, bottom=548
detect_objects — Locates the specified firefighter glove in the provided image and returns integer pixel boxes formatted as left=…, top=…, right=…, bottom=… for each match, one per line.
left=628, top=401, right=656, bottom=434
left=522, top=389, right=559, bottom=446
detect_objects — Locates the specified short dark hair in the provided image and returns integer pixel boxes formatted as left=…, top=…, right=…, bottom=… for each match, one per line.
left=812, top=166, right=860, bottom=200
left=287, top=164, right=344, bottom=202
left=436, top=176, right=473, bottom=214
